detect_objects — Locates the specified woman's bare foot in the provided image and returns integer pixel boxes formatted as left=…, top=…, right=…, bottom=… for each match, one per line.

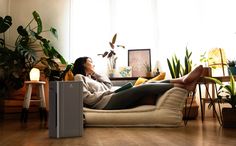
left=174, top=81, right=198, bottom=92
left=183, top=65, right=203, bottom=84
left=170, top=65, right=203, bottom=84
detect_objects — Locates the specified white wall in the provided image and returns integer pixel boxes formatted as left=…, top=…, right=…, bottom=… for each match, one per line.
left=7, top=0, right=70, bottom=61
left=0, top=0, right=9, bottom=16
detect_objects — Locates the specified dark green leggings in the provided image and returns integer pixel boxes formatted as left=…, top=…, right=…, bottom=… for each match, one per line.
left=103, top=80, right=173, bottom=110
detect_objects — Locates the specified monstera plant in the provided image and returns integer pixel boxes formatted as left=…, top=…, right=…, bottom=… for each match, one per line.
left=0, top=11, right=66, bottom=97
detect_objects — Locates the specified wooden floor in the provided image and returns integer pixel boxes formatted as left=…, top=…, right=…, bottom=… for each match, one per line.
left=0, top=117, right=236, bottom=146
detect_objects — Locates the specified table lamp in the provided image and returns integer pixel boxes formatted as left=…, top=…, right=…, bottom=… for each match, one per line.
left=208, top=48, right=227, bottom=76
left=29, top=68, right=40, bottom=81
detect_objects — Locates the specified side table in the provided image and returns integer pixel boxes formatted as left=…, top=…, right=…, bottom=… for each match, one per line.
left=21, top=81, right=47, bottom=123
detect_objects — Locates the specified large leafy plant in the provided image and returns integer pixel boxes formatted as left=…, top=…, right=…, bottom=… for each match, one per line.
left=167, top=47, right=192, bottom=78
left=205, top=75, right=236, bottom=109
left=0, top=11, right=66, bottom=97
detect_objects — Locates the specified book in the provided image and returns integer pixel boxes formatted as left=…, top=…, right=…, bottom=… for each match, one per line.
left=114, top=82, right=133, bottom=93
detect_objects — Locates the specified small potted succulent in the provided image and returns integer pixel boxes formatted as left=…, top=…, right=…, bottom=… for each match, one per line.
left=144, top=62, right=152, bottom=77
left=227, top=60, right=236, bottom=75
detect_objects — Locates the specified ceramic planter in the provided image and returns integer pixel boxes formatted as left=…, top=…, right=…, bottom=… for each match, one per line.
left=228, top=67, right=236, bottom=75
left=222, top=108, right=236, bottom=128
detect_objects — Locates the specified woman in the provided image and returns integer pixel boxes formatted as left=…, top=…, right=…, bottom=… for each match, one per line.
left=72, top=57, right=203, bottom=110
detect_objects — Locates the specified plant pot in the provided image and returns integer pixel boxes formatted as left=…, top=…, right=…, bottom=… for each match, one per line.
left=228, top=67, right=236, bottom=75
left=146, top=72, right=152, bottom=77
left=222, top=108, right=236, bottom=128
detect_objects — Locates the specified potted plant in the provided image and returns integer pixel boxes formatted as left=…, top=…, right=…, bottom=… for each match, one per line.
left=227, top=60, right=236, bottom=75
left=0, top=11, right=66, bottom=98
left=98, top=33, right=125, bottom=77
left=167, top=47, right=199, bottom=120
left=144, top=62, right=152, bottom=77
left=167, top=47, right=192, bottom=78
left=205, top=75, right=236, bottom=128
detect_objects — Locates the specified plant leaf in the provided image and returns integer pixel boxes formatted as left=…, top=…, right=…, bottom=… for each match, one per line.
left=204, top=77, right=223, bottom=85
left=50, top=27, right=58, bottom=39
left=40, top=40, right=50, bottom=57
left=32, top=11, right=42, bottom=34
left=167, top=58, right=175, bottom=78
left=51, top=46, right=66, bottom=64
left=111, top=33, right=117, bottom=44
left=17, top=26, right=28, bottom=36
left=229, top=74, right=235, bottom=95
left=0, top=16, right=12, bottom=33
left=108, top=51, right=114, bottom=58
left=109, top=42, right=114, bottom=49
left=176, top=60, right=180, bottom=78
left=102, top=51, right=108, bottom=57
left=117, top=45, right=125, bottom=48
left=0, top=38, right=4, bottom=47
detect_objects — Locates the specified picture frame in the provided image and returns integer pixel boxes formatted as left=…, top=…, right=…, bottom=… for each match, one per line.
left=128, top=49, right=151, bottom=77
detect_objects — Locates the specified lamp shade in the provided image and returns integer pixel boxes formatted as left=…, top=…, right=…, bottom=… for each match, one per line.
left=29, top=68, right=40, bottom=81
left=208, top=48, right=227, bottom=76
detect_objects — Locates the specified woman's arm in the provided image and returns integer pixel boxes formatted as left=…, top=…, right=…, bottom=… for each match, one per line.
left=74, top=74, right=112, bottom=108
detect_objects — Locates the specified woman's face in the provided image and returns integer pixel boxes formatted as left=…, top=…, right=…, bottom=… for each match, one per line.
left=84, top=58, right=95, bottom=75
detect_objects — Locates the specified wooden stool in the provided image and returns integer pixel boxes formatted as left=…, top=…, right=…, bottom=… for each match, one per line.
left=21, top=81, right=47, bottom=123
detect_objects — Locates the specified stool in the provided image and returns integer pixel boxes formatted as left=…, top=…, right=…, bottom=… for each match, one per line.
left=21, top=81, right=47, bottom=123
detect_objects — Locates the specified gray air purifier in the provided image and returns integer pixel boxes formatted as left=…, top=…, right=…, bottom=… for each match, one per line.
left=49, top=81, right=83, bottom=138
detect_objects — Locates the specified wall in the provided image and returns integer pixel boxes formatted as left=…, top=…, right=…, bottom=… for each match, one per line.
left=0, top=0, right=9, bottom=16
left=8, top=0, right=70, bottom=61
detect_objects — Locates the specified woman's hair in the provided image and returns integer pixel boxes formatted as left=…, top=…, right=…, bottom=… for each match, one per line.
left=72, top=57, right=90, bottom=76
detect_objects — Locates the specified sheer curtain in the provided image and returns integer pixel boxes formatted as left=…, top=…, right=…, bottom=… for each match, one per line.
left=70, top=0, right=158, bottom=73
left=70, top=0, right=236, bottom=75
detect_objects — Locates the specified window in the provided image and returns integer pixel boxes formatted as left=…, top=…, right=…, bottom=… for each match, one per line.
left=70, top=0, right=236, bottom=74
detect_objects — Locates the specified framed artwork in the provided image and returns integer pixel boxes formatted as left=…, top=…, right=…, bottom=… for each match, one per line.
left=128, top=49, right=151, bottom=77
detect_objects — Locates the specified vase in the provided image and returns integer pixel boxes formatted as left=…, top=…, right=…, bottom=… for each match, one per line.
left=146, top=72, right=152, bottom=77
left=108, top=68, right=116, bottom=78
left=107, top=56, right=117, bottom=77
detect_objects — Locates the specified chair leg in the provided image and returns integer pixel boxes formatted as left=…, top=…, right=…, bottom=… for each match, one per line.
left=39, top=107, right=48, bottom=123
left=20, top=108, right=29, bottom=123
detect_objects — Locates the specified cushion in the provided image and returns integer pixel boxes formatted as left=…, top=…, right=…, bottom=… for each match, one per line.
left=64, top=70, right=74, bottom=81
left=134, top=72, right=166, bottom=86
left=134, top=77, right=148, bottom=86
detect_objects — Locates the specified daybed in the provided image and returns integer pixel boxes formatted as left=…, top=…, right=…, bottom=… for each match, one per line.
left=83, top=87, right=189, bottom=127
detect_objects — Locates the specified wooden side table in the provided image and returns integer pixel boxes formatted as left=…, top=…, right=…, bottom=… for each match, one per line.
left=21, top=81, right=47, bottom=123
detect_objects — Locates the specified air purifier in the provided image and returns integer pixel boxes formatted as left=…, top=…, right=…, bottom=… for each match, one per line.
left=48, top=81, right=83, bottom=138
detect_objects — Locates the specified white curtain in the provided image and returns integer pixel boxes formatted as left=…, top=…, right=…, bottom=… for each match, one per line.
left=70, top=0, right=236, bottom=75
